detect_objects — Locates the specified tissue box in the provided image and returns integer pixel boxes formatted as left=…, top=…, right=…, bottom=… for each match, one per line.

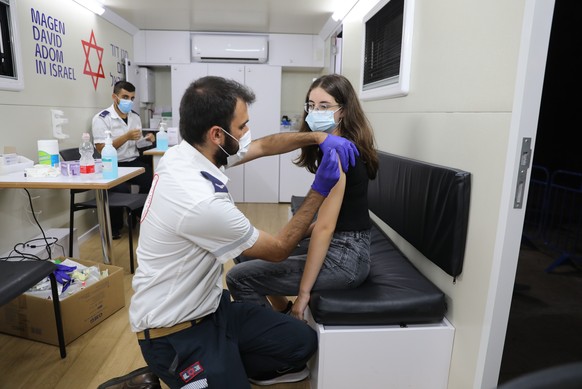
left=61, top=160, right=102, bottom=175
left=60, top=160, right=80, bottom=176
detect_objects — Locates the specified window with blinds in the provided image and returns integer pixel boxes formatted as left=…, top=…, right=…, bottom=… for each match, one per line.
left=360, top=0, right=414, bottom=100
left=363, top=0, right=403, bottom=90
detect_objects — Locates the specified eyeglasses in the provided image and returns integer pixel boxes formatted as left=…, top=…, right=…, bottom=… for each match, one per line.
left=304, top=103, right=342, bottom=113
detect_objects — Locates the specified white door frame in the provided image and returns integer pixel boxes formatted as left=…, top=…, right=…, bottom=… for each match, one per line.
left=475, top=1, right=555, bottom=388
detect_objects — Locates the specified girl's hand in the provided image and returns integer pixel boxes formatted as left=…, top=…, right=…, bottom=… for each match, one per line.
left=291, top=293, right=311, bottom=321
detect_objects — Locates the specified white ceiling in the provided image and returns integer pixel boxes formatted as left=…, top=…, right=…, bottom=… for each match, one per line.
left=100, top=0, right=350, bottom=35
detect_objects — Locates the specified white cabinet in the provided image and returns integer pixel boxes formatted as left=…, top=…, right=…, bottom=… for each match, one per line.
left=279, top=148, right=313, bottom=202
left=268, top=34, right=324, bottom=70
left=205, top=64, right=247, bottom=202
left=170, top=63, right=282, bottom=203
left=133, top=31, right=146, bottom=63
left=171, top=63, right=208, bottom=127
left=134, top=31, right=190, bottom=65
left=134, top=31, right=325, bottom=70
left=210, top=64, right=281, bottom=203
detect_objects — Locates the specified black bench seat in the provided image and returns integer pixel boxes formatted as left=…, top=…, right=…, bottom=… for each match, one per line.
left=310, top=224, right=447, bottom=326
left=290, top=150, right=471, bottom=327
left=290, top=199, right=446, bottom=326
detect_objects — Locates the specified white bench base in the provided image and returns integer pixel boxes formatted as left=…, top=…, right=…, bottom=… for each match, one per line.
left=306, top=310, right=455, bottom=389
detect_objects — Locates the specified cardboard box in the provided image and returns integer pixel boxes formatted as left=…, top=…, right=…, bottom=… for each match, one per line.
left=0, top=259, right=125, bottom=346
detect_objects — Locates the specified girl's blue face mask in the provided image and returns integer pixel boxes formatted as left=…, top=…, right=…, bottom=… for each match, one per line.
left=305, top=108, right=341, bottom=133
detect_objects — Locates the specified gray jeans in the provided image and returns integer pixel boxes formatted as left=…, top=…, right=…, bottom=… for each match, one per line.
left=226, top=230, right=372, bottom=307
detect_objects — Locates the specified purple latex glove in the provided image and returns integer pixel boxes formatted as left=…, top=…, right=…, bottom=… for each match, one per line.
left=53, top=264, right=76, bottom=285
left=311, top=148, right=340, bottom=197
left=319, top=134, right=359, bottom=172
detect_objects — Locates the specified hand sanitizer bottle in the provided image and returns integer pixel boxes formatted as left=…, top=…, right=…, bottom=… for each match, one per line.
left=156, top=122, right=169, bottom=151
left=101, top=131, right=118, bottom=179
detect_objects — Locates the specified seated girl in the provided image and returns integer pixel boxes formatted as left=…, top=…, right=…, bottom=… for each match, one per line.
left=226, top=74, right=378, bottom=320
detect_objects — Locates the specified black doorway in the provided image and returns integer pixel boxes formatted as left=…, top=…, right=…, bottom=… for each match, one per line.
left=498, top=1, right=582, bottom=384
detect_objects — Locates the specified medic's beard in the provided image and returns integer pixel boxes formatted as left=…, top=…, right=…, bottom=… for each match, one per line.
left=215, top=133, right=239, bottom=167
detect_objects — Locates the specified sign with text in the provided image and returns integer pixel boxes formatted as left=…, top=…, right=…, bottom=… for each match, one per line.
left=28, top=6, right=131, bottom=91
left=31, top=8, right=76, bottom=81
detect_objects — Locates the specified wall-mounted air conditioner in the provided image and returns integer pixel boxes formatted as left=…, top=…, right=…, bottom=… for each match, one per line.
left=191, top=34, right=268, bottom=63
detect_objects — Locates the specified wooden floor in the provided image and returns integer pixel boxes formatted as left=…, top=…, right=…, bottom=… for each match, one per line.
left=0, top=203, right=309, bottom=389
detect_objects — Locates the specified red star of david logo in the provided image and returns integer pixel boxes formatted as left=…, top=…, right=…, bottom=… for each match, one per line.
left=82, top=30, right=105, bottom=90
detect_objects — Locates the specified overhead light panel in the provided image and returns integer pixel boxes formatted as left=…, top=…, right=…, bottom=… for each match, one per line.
left=73, top=0, right=105, bottom=15
left=320, top=1, right=359, bottom=40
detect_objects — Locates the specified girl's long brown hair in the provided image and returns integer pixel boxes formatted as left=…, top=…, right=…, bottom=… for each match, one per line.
left=295, top=74, right=378, bottom=179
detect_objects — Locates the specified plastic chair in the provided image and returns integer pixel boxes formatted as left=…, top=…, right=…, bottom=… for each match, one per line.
left=0, top=261, right=66, bottom=358
left=59, top=148, right=146, bottom=273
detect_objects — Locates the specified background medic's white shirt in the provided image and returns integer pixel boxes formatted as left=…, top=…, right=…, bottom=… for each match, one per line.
left=92, top=104, right=142, bottom=162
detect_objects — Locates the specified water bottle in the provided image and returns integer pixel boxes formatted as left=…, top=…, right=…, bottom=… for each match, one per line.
left=79, top=132, right=95, bottom=174
left=101, top=131, right=118, bottom=179
left=156, top=122, right=169, bottom=151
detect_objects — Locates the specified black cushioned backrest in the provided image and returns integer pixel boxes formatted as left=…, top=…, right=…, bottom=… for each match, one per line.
left=368, top=151, right=471, bottom=277
left=59, top=148, right=101, bottom=161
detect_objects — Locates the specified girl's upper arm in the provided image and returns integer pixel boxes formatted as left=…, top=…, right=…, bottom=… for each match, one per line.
left=314, top=159, right=346, bottom=232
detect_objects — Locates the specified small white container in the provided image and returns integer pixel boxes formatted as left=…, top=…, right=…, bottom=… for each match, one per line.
left=0, top=155, right=34, bottom=175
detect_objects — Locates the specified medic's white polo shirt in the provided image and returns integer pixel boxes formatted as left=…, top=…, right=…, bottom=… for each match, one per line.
left=92, top=103, right=142, bottom=162
left=129, top=141, right=259, bottom=332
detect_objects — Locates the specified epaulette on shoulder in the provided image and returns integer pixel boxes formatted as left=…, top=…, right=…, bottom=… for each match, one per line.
left=99, top=110, right=110, bottom=118
left=200, top=171, right=228, bottom=193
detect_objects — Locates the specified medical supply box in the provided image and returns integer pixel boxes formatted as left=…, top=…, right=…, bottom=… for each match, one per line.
left=0, top=258, right=125, bottom=346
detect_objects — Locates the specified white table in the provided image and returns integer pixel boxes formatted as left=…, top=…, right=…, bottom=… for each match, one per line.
left=143, top=148, right=166, bottom=171
left=0, top=167, right=145, bottom=264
